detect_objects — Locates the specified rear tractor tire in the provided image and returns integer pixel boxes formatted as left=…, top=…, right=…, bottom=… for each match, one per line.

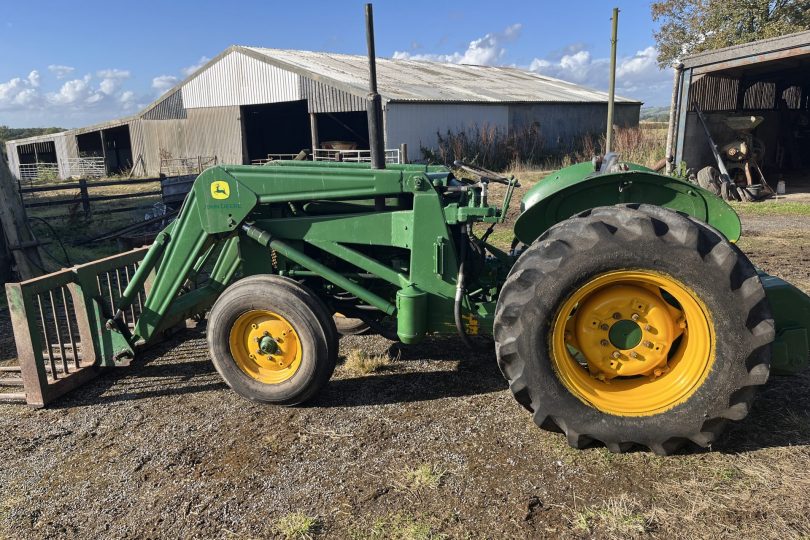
left=207, top=275, right=338, bottom=405
left=494, top=204, right=774, bottom=454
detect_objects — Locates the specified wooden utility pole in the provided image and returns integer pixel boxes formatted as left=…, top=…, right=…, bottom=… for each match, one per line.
left=0, top=152, right=43, bottom=280
left=605, top=7, right=619, bottom=154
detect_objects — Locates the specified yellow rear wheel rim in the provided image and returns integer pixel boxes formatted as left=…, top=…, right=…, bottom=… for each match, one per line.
left=550, top=270, right=714, bottom=416
left=229, top=310, right=302, bottom=384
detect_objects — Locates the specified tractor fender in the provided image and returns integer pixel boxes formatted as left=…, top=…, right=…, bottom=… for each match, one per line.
left=513, top=161, right=742, bottom=245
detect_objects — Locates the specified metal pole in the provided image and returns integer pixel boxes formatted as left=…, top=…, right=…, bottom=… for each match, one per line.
left=665, top=63, right=683, bottom=173
left=605, top=7, right=619, bottom=155
left=365, top=3, right=385, bottom=170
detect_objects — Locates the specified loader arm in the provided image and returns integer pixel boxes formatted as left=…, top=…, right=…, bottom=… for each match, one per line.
left=119, top=163, right=415, bottom=345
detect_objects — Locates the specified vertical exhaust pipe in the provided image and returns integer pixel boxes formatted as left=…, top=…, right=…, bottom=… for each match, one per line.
left=365, top=3, right=385, bottom=169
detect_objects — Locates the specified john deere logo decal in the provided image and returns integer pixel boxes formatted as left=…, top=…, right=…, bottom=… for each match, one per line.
left=211, top=181, right=230, bottom=200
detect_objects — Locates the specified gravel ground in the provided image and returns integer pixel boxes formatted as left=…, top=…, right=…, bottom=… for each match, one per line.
left=1, top=210, right=809, bottom=539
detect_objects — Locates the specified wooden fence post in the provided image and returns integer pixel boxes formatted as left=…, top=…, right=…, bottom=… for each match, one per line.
left=78, top=179, right=91, bottom=218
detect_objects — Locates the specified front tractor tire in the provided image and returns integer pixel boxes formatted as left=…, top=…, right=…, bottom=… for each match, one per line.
left=207, top=275, right=337, bottom=406
left=494, top=204, right=774, bottom=454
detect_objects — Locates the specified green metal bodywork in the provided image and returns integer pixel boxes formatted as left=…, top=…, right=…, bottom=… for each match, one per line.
left=515, top=161, right=742, bottom=244
left=49, top=159, right=808, bottom=376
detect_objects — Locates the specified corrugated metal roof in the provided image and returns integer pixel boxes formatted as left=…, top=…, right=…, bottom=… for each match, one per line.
left=6, top=45, right=639, bottom=147
left=681, top=30, right=810, bottom=69
left=243, top=47, right=639, bottom=104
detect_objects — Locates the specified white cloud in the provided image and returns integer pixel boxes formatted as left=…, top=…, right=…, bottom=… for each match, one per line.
left=393, top=23, right=522, bottom=66
left=391, top=24, right=670, bottom=105
left=48, top=64, right=75, bottom=79
left=181, top=56, right=211, bottom=77
left=97, top=68, right=130, bottom=79
left=529, top=45, right=671, bottom=103
left=47, top=75, right=93, bottom=105
left=151, top=75, right=178, bottom=94
left=96, top=68, right=131, bottom=95
left=0, top=75, right=43, bottom=110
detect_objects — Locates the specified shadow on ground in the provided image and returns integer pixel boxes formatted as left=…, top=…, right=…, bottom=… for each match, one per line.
left=52, top=328, right=508, bottom=409
left=35, top=324, right=810, bottom=454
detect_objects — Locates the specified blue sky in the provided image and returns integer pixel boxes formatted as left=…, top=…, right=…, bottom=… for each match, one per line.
left=0, top=0, right=672, bottom=128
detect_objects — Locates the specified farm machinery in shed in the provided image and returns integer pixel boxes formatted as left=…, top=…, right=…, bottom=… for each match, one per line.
left=3, top=6, right=810, bottom=455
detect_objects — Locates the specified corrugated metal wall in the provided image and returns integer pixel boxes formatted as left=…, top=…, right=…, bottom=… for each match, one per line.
left=52, top=133, right=71, bottom=179
left=142, top=89, right=187, bottom=120
left=182, top=49, right=366, bottom=114
left=385, top=102, right=640, bottom=155
left=139, top=106, right=242, bottom=175
left=508, top=103, right=640, bottom=150
left=302, top=78, right=366, bottom=113
left=182, top=51, right=301, bottom=109
left=129, top=119, right=147, bottom=175
left=385, top=103, right=510, bottom=156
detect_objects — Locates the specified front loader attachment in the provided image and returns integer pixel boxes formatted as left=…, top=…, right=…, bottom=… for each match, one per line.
left=3, top=248, right=149, bottom=406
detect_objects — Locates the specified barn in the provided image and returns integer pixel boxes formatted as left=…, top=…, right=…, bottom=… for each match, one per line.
left=667, top=30, right=810, bottom=189
left=5, top=46, right=641, bottom=180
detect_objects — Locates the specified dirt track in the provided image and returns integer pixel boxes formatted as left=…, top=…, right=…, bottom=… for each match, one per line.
left=1, top=210, right=809, bottom=539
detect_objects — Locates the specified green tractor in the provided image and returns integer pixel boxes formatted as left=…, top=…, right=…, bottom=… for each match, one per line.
left=5, top=6, right=809, bottom=455
left=9, top=153, right=809, bottom=455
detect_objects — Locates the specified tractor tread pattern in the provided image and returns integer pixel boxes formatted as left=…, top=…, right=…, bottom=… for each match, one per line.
left=494, top=204, right=774, bottom=454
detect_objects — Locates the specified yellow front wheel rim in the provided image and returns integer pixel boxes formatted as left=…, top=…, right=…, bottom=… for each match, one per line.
left=550, top=270, right=714, bottom=416
left=229, top=310, right=302, bottom=384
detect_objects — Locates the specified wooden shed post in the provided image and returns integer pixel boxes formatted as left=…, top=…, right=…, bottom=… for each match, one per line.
left=309, top=112, right=319, bottom=154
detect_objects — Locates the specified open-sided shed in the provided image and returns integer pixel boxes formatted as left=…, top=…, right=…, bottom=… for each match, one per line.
left=668, top=31, right=810, bottom=189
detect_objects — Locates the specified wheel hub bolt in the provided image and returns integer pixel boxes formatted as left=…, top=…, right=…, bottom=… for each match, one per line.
left=600, top=323, right=609, bottom=331
left=600, top=339, right=609, bottom=346
left=612, top=351, right=621, bottom=359
left=612, top=312, right=621, bottom=320
left=644, top=324, right=652, bottom=331
left=631, top=313, right=640, bottom=321
left=629, top=351, right=639, bottom=359
left=643, top=340, right=654, bottom=348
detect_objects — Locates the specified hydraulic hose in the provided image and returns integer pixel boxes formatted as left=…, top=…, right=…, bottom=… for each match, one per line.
left=454, top=224, right=475, bottom=349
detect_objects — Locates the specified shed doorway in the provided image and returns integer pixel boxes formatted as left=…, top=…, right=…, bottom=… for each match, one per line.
left=242, top=100, right=311, bottom=163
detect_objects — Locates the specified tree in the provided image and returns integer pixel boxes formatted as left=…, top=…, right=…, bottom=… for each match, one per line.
left=651, top=0, right=810, bottom=68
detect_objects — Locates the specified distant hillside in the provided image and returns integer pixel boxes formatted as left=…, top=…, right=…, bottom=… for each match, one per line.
left=639, top=106, right=670, bottom=123
left=0, top=126, right=65, bottom=160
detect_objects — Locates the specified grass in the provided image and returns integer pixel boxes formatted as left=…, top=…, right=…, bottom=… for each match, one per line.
left=350, top=514, right=447, bottom=540
left=730, top=200, right=810, bottom=217
left=341, top=349, right=394, bottom=376
left=399, top=464, right=446, bottom=491
left=21, top=180, right=168, bottom=273
left=571, top=496, right=654, bottom=538
left=274, top=512, right=320, bottom=540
